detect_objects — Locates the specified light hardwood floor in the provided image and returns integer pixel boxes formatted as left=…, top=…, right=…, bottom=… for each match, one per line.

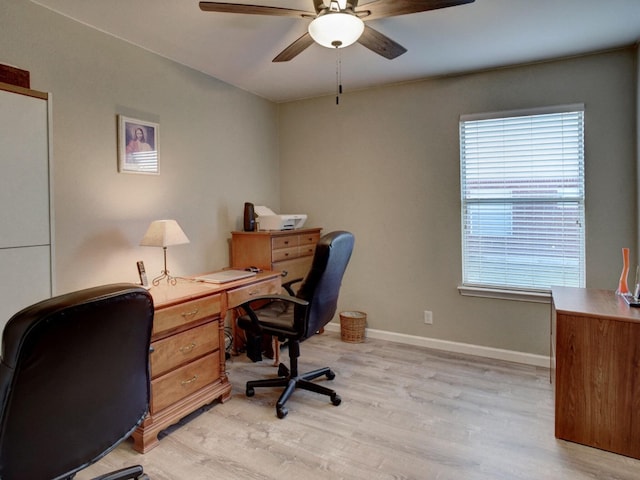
left=80, top=332, right=640, bottom=480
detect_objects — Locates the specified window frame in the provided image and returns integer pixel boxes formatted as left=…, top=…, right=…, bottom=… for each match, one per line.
left=458, top=104, right=585, bottom=302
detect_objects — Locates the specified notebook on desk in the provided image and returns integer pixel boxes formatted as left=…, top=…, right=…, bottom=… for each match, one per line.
left=195, top=270, right=257, bottom=284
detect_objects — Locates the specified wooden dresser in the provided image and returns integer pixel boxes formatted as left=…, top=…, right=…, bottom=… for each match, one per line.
left=551, top=287, right=640, bottom=459
left=132, top=271, right=281, bottom=453
left=231, top=227, right=322, bottom=282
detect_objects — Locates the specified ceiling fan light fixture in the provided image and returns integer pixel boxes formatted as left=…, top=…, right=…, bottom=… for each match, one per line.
left=308, top=12, right=364, bottom=49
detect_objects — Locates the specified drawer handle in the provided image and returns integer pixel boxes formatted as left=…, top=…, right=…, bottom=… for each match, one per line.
left=284, top=240, right=289, bottom=245
left=248, top=289, right=261, bottom=296
left=181, top=308, right=199, bottom=319
left=179, top=343, right=196, bottom=353
left=181, top=375, right=198, bottom=386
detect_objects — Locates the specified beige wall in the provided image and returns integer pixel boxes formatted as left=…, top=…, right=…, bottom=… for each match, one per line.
left=278, top=49, right=638, bottom=356
left=1, top=0, right=280, bottom=294
left=2, top=1, right=637, bottom=358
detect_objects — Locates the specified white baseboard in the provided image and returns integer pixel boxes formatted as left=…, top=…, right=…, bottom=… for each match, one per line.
left=324, top=323, right=550, bottom=368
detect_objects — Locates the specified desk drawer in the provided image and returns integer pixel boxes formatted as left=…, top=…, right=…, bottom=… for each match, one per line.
left=150, top=352, right=220, bottom=413
left=299, top=232, right=320, bottom=246
left=153, top=294, right=221, bottom=337
left=272, top=246, right=299, bottom=262
left=227, top=277, right=281, bottom=308
left=272, top=235, right=299, bottom=250
left=299, top=243, right=316, bottom=257
left=150, top=322, right=219, bottom=378
left=274, top=257, right=313, bottom=283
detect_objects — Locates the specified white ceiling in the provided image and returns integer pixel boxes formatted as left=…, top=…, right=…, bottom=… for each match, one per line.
left=31, top=0, right=640, bottom=103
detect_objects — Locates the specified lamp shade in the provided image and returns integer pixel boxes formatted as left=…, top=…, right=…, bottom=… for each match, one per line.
left=308, top=12, right=365, bottom=49
left=140, top=219, right=190, bottom=247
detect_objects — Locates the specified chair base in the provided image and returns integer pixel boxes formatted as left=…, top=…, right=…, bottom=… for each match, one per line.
left=93, top=465, right=149, bottom=480
left=90, top=465, right=149, bottom=480
left=245, top=364, right=341, bottom=419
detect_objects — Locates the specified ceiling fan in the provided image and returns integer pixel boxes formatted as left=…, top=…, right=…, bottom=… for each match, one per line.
left=199, top=0, right=475, bottom=62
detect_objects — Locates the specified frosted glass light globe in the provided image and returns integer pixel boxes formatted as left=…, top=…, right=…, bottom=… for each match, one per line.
left=308, top=12, right=365, bottom=49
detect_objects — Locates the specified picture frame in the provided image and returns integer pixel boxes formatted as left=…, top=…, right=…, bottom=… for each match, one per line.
left=118, top=115, right=159, bottom=174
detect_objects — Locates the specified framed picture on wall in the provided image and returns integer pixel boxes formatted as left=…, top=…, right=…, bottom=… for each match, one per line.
left=118, top=115, right=159, bottom=174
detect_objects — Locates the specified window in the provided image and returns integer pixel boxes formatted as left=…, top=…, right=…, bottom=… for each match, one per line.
left=460, top=105, right=585, bottom=293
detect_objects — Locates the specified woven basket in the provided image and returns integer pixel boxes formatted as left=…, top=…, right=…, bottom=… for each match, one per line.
left=340, top=311, right=367, bottom=343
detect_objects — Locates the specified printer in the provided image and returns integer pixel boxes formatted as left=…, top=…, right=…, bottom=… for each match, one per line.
left=254, top=206, right=307, bottom=231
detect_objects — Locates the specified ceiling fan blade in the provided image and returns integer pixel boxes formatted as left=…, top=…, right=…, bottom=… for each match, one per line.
left=272, top=33, right=316, bottom=62
left=199, top=2, right=313, bottom=18
left=357, top=0, right=475, bottom=21
left=358, top=25, right=407, bottom=59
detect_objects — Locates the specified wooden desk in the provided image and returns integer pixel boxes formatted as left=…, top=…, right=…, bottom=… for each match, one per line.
left=551, top=287, right=640, bottom=459
left=131, top=271, right=281, bottom=453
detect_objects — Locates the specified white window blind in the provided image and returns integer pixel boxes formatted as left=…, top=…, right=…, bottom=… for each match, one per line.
left=460, top=106, right=585, bottom=291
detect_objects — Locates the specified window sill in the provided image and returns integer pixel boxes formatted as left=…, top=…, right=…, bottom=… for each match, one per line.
left=457, top=285, right=551, bottom=303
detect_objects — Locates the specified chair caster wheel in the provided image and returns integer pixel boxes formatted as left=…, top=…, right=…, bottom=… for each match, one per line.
left=326, top=370, right=336, bottom=380
left=277, top=406, right=288, bottom=419
left=331, top=394, right=341, bottom=406
left=246, top=386, right=255, bottom=397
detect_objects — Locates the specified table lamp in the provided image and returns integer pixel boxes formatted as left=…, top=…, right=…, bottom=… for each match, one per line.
left=140, top=219, right=190, bottom=286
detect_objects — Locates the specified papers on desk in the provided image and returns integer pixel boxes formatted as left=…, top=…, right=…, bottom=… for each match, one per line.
left=194, top=270, right=257, bottom=284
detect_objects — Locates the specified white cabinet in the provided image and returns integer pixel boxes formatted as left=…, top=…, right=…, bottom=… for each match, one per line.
left=0, top=84, right=52, bottom=330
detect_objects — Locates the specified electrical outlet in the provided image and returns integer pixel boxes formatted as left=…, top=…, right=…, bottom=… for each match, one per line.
left=424, top=310, right=433, bottom=325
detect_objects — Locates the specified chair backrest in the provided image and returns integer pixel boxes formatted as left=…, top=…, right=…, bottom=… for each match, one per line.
left=295, top=231, right=354, bottom=339
left=0, top=284, right=153, bottom=480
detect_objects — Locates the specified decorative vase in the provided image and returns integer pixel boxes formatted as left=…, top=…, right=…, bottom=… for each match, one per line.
left=616, top=247, right=630, bottom=295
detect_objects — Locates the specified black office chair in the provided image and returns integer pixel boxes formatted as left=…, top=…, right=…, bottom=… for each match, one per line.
left=238, top=231, right=354, bottom=419
left=0, top=284, right=154, bottom=480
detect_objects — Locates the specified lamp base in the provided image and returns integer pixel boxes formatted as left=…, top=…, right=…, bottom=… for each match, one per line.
left=152, top=247, right=179, bottom=286
left=151, top=270, right=178, bottom=286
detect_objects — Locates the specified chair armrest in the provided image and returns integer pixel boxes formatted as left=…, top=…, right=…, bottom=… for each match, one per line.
left=239, top=294, right=308, bottom=311
left=282, top=278, right=303, bottom=296
left=238, top=295, right=309, bottom=332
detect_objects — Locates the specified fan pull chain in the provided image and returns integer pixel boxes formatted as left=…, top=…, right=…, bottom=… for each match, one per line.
left=335, top=47, right=343, bottom=105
